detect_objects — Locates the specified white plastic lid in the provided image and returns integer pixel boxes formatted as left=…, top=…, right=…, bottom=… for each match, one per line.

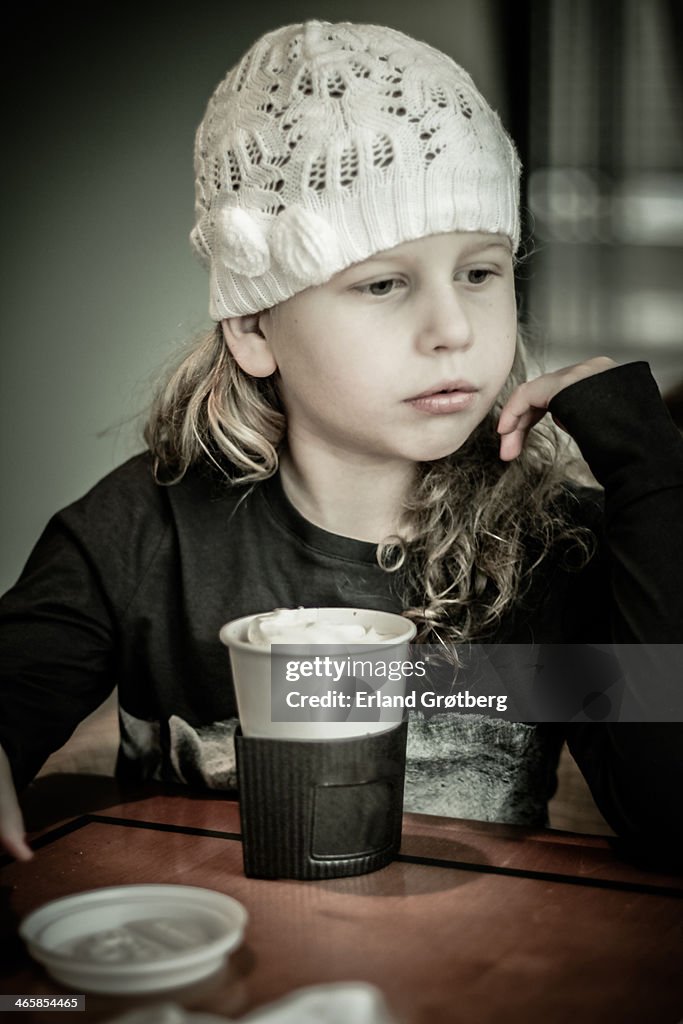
left=19, top=884, right=248, bottom=994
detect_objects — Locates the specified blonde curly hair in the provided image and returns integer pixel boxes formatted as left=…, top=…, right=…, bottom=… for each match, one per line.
left=144, top=324, right=594, bottom=645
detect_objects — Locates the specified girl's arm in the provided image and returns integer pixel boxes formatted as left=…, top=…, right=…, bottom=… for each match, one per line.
left=0, top=509, right=117, bottom=792
left=0, top=460, right=155, bottom=791
left=503, top=360, right=683, bottom=853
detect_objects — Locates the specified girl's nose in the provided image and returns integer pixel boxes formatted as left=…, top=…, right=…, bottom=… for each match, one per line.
left=414, top=286, right=473, bottom=355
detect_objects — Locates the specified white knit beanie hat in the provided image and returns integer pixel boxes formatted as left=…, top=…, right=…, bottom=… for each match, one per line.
left=191, top=20, right=521, bottom=319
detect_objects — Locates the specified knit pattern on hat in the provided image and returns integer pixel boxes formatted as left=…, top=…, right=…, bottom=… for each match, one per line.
left=191, top=21, right=521, bottom=318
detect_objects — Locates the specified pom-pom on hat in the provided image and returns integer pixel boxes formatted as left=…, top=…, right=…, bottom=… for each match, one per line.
left=191, top=20, right=521, bottom=319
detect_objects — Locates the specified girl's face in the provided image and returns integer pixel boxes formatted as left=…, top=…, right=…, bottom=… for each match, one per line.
left=237, top=231, right=517, bottom=468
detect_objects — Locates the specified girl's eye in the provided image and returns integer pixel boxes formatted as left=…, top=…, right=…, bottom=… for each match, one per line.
left=464, top=268, right=493, bottom=285
left=355, top=278, right=404, bottom=297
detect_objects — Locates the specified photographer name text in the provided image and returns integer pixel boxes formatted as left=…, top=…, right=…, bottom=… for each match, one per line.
left=285, top=690, right=508, bottom=712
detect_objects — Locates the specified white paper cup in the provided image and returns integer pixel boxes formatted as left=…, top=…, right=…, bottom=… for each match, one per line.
left=219, top=608, right=417, bottom=740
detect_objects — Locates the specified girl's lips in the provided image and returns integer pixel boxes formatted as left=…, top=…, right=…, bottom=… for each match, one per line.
left=407, top=382, right=479, bottom=414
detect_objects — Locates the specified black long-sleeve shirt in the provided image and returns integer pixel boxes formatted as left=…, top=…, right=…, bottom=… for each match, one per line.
left=1, top=362, right=682, bottom=850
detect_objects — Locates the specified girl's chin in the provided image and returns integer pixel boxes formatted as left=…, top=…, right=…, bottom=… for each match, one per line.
left=407, top=437, right=472, bottom=463
left=399, top=412, right=492, bottom=464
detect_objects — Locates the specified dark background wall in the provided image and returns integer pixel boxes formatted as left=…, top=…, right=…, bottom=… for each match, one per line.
left=2, top=1, right=681, bottom=592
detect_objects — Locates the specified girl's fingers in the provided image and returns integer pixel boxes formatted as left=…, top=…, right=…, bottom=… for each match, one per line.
left=0, top=747, right=33, bottom=861
left=498, top=412, right=544, bottom=461
left=2, top=831, right=33, bottom=862
left=498, top=429, right=525, bottom=462
left=497, top=401, right=547, bottom=461
left=497, top=405, right=542, bottom=436
left=498, top=376, right=560, bottom=432
left=497, top=357, right=618, bottom=460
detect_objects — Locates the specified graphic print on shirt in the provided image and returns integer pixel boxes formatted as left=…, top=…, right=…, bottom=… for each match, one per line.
left=120, top=707, right=238, bottom=789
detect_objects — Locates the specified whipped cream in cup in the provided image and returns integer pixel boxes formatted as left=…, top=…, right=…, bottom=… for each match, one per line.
left=245, top=607, right=398, bottom=648
left=219, top=607, right=417, bottom=739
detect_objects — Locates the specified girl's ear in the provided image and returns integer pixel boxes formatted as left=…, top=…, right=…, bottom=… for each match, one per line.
left=221, top=315, right=277, bottom=378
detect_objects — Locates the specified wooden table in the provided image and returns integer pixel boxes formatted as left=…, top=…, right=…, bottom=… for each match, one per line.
left=1, top=774, right=682, bottom=1023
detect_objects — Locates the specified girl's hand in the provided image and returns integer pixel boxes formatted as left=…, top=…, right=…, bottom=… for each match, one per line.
left=0, top=745, right=32, bottom=861
left=497, top=356, right=617, bottom=461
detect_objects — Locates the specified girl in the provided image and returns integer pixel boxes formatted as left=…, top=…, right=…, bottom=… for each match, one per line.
left=1, top=20, right=682, bottom=862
